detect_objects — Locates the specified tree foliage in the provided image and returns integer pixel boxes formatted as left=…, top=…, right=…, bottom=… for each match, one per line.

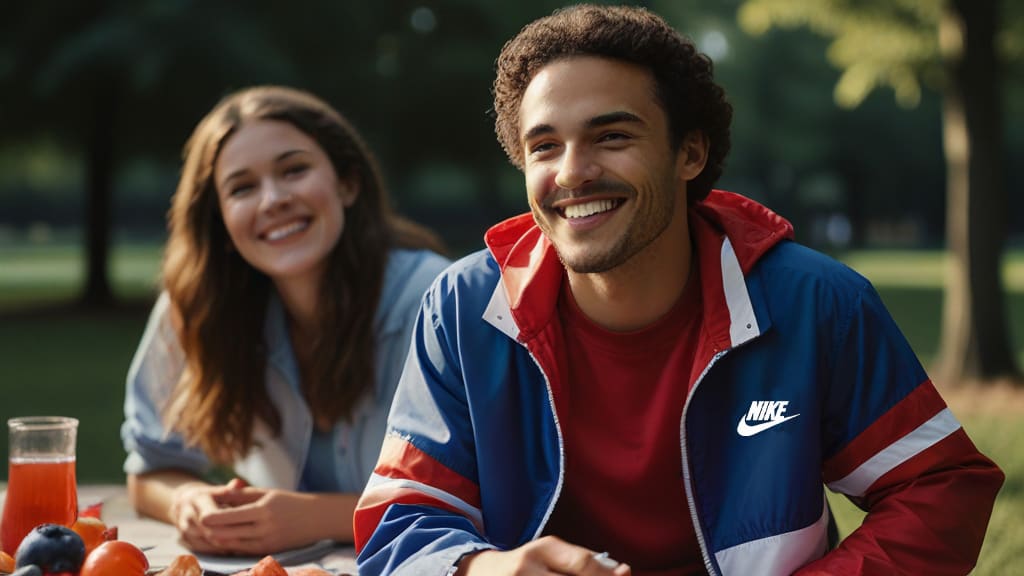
left=1, top=0, right=1021, bottom=320
left=738, top=0, right=1023, bottom=385
left=739, top=0, right=946, bottom=108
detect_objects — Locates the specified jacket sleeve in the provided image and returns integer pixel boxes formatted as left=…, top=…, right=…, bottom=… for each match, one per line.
left=354, top=275, right=496, bottom=575
left=120, top=292, right=211, bottom=477
left=797, top=283, right=1004, bottom=576
left=353, top=251, right=453, bottom=489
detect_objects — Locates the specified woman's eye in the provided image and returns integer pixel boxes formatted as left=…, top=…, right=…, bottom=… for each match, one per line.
left=283, top=164, right=309, bottom=177
left=229, top=183, right=254, bottom=196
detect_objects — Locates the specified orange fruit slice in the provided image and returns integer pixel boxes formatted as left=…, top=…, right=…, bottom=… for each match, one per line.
left=71, top=516, right=108, bottom=557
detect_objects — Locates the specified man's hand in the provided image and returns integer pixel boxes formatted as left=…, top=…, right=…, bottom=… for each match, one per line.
left=456, top=536, right=631, bottom=576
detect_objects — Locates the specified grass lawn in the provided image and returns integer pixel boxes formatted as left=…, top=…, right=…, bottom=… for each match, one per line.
left=0, top=244, right=161, bottom=308
left=1, top=244, right=1022, bottom=572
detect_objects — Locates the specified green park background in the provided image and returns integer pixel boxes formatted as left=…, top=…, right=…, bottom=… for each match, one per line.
left=1, top=0, right=1022, bottom=573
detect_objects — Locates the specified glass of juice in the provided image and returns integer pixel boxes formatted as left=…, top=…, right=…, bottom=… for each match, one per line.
left=1, top=416, right=78, bottom=555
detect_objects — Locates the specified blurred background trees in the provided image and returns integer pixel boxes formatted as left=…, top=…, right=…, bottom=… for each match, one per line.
left=1, top=0, right=1022, bottom=385
left=738, top=0, right=1023, bottom=385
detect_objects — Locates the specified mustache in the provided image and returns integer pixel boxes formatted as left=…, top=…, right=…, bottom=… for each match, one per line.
left=542, top=179, right=634, bottom=209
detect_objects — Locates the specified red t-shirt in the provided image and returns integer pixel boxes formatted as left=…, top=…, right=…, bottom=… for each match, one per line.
left=543, top=273, right=706, bottom=576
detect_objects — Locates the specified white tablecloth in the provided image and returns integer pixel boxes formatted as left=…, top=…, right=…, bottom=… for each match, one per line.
left=1, top=484, right=358, bottom=575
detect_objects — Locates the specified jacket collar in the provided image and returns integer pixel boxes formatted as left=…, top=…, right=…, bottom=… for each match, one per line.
left=482, top=190, right=794, bottom=348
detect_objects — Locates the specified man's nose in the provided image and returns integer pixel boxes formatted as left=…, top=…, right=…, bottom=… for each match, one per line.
left=554, top=145, right=601, bottom=190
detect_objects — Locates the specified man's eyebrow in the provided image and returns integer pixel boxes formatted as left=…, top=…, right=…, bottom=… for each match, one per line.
left=522, top=111, right=645, bottom=143
left=522, top=123, right=555, bottom=142
left=587, top=111, right=644, bottom=128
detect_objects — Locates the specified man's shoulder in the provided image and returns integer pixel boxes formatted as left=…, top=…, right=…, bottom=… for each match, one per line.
left=755, top=240, right=872, bottom=296
left=409, top=247, right=499, bottom=314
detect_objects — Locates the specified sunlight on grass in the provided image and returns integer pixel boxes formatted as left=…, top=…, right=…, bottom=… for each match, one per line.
left=0, top=244, right=161, bottom=309
left=842, top=250, right=1024, bottom=292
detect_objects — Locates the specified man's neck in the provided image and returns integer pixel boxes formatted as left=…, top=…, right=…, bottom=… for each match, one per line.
left=567, top=203, right=693, bottom=332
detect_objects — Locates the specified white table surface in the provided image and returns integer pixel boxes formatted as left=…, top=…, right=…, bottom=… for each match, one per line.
left=1, top=484, right=358, bottom=575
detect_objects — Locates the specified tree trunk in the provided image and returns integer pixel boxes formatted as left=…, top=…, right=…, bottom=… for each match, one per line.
left=79, top=81, right=118, bottom=308
left=936, top=0, right=1021, bottom=385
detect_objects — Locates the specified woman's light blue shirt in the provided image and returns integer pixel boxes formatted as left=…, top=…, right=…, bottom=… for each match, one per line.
left=120, top=248, right=450, bottom=492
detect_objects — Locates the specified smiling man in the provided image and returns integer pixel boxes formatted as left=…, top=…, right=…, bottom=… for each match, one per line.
left=353, top=5, right=1003, bottom=576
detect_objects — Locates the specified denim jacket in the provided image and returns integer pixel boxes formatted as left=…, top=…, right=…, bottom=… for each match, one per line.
left=121, top=248, right=450, bottom=491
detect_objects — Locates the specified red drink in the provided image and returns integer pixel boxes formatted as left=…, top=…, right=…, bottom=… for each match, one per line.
left=1, top=457, right=78, bottom=554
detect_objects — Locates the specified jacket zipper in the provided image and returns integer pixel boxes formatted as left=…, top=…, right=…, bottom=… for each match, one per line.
left=525, top=347, right=566, bottom=540
left=681, top=349, right=729, bottom=576
left=523, top=336, right=728, bottom=573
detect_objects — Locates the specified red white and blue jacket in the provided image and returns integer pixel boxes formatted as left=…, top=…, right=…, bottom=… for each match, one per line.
left=354, top=191, right=1003, bottom=575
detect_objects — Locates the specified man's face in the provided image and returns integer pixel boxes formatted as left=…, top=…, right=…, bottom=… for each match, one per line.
left=518, top=56, right=689, bottom=274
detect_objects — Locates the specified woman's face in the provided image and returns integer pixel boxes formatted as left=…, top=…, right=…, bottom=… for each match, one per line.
left=213, top=119, right=357, bottom=286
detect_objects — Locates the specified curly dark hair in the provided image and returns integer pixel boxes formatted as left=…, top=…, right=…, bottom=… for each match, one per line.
left=492, top=4, right=732, bottom=203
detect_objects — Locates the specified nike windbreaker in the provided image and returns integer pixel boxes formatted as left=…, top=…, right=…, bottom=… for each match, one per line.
left=354, top=190, right=1004, bottom=576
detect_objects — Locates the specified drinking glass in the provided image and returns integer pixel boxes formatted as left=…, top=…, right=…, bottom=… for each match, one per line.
left=1, top=416, right=78, bottom=554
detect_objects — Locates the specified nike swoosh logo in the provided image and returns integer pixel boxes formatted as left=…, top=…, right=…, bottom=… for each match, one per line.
left=736, top=413, right=801, bottom=437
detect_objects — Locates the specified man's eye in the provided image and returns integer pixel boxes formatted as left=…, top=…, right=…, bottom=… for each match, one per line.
left=529, top=142, right=556, bottom=155
left=598, top=132, right=629, bottom=143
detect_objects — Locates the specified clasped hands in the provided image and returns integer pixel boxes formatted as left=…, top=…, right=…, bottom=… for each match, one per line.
left=169, top=478, right=313, bottom=555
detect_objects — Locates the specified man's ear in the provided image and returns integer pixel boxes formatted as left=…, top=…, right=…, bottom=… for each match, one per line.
left=675, top=130, right=709, bottom=182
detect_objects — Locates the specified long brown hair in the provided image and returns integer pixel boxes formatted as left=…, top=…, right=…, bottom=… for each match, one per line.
left=163, top=85, right=444, bottom=463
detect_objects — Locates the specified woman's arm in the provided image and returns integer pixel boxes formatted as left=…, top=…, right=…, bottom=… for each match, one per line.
left=122, top=294, right=212, bottom=493
left=127, top=469, right=209, bottom=523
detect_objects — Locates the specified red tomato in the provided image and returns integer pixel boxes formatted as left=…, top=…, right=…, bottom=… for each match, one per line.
left=78, top=540, right=149, bottom=576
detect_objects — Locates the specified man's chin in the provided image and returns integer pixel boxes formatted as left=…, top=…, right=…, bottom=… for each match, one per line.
left=557, top=249, right=625, bottom=275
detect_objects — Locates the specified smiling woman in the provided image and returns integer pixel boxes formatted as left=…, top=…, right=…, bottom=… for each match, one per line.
left=214, top=120, right=356, bottom=305
left=119, top=85, right=450, bottom=557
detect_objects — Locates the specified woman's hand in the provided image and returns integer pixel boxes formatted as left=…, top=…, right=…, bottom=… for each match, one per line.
left=197, top=485, right=320, bottom=555
left=168, top=482, right=231, bottom=553
left=456, top=536, right=631, bottom=576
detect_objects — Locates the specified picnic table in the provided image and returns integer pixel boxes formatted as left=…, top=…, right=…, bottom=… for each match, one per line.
left=0, top=484, right=359, bottom=575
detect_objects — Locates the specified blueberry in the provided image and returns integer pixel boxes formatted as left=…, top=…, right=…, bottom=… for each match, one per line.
left=14, top=524, right=86, bottom=573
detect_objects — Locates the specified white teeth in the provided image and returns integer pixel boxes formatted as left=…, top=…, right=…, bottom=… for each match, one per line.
left=265, top=220, right=309, bottom=241
left=563, top=199, right=617, bottom=219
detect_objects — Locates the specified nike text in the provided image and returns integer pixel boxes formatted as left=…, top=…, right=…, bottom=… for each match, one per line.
left=737, top=401, right=800, bottom=437
left=746, top=401, right=789, bottom=421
